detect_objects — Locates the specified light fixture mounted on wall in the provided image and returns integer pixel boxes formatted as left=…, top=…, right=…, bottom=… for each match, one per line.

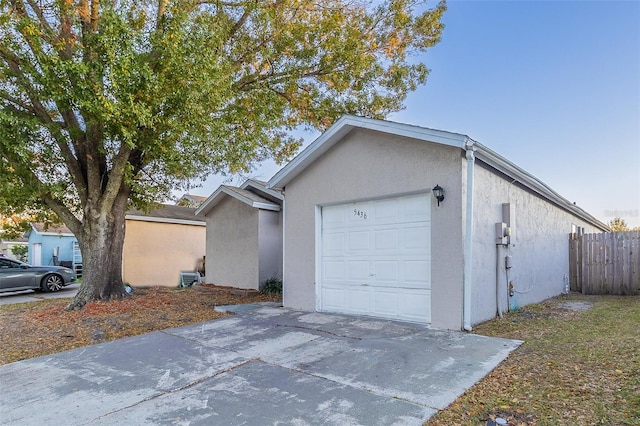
left=432, top=184, right=444, bottom=206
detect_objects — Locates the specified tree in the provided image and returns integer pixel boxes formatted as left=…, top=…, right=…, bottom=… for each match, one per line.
left=0, top=213, right=33, bottom=239
left=607, top=217, right=640, bottom=232
left=608, top=217, right=629, bottom=232
left=10, top=243, right=28, bottom=262
left=0, top=0, right=446, bottom=309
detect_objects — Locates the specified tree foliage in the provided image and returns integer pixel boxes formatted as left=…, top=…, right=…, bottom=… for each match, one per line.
left=0, top=0, right=446, bottom=307
left=608, top=217, right=640, bottom=232
left=608, top=217, right=628, bottom=232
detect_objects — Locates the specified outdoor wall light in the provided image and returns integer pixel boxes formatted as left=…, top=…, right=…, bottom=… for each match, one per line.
left=432, top=184, right=444, bottom=206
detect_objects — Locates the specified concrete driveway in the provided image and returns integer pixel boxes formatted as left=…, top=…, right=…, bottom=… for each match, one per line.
left=0, top=304, right=521, bottom=425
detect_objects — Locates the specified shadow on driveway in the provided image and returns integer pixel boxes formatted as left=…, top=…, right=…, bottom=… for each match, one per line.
left=0, top=304, right=521, bottom=425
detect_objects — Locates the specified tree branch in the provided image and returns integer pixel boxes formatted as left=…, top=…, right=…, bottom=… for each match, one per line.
left=99, top=143, right=132, bottom=213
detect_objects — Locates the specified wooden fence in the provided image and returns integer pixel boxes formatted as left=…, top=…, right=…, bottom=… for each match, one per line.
left=569, top=231, right=640, bottom=295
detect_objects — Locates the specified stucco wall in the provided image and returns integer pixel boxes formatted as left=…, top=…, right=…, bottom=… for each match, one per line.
left=28, top=234, right=76, bottom=266
left=205, top=197, right=260, bottom=289
left=258, top=209, right=283, bottom=286
left=282, top=128, right=465, bottom=330
left=122, top=220, right=205, bottom=287
left=469, top=162, right=604, bottom=325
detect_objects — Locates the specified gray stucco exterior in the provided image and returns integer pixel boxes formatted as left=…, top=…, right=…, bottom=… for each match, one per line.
left=469, top=163, right=602, bottom=325
left=197, top=182, right=283, bottom=290
left=270, top=115, right=608, bottom=330
left=278, top=128, right=465, bottom=329
left=204, top=197, right=259, bottom=289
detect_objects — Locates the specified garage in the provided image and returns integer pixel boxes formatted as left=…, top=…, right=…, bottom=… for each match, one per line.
left=319, top=193, right=431, bottom=324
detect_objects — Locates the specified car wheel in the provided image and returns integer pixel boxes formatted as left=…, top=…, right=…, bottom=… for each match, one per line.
left=41, top=274, right=64, bottom=292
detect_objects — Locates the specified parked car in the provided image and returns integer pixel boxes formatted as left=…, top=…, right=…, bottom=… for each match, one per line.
left=0, top=257, right=76, bottom=293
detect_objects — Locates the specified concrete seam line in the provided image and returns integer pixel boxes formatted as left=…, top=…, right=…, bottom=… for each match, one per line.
left=85, top=358, right=261, bottom=424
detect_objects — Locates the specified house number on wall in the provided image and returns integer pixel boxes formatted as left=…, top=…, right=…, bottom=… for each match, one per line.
left=353, top=209, right=368, bottom=219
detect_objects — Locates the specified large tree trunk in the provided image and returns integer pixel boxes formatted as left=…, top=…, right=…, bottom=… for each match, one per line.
left=66, top=192, right=129, bottom=310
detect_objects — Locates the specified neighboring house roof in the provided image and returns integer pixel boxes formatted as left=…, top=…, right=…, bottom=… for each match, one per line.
left=176, top=194, right=208, bottom=207
left=30, top=206, right=205, bottom=237
left=195, top=182, right=281, bottom=216
left=0, top=238, right=28, bottom=244
left=126, top=205, right=206, bottom=226
left=269, top=115, right=607, bottom=231
left=31, top=223, right=75, bottom=237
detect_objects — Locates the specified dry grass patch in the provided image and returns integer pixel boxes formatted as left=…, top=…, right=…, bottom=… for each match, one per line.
left=426, top=294, right=640, bottom=425
left=0, top=286, right=280, bottom=365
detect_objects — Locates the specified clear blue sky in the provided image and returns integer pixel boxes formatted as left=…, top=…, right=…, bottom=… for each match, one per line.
left=191, top=0, right=640, bottom=227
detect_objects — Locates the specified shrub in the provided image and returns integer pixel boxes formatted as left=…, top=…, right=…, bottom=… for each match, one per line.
left=261, top=276, right=282, bottom=295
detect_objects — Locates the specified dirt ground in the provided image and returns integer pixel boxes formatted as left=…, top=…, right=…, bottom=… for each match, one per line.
left=0, top=285, right=280, bottom=365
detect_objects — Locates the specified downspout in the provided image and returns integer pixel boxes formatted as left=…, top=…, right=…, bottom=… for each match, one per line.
left=463, top=139, right=477, bottom=331
left=281, top=193, right=286, bottom=305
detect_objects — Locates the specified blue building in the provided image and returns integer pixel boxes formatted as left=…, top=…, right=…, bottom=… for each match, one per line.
left=27, top=223, right=82, bottom=276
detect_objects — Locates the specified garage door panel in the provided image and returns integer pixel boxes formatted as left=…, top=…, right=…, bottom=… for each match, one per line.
left=322, top=287, right=346, bottom=311
left=321, top=193, right=431, bottom=324
left=373, top=198, right=400, bottom=223
left=372, top=260, right=398, bottom=282
left=323, top=205, right=347, bottom=226
left=323, top=260, right=346, bottom=280
left=348, top=260, right=370, bottom=280
left=373, top=228, right=399, bottom=251
left=348, top=230, right=370, bottom=251
left=372, top=290, right=399, bottom=316
left=348, top=202, right=372, bottom=226
left=346, top=288, right=371, bottom=312
left=323, top=231, right=346, bottom=253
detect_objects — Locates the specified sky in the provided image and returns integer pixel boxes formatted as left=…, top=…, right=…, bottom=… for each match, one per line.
left=187, top=0, right=640, bottom=228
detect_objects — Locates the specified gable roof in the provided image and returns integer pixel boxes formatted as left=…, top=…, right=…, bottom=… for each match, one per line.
left=125, top=205, right=205, bottom=226
left=31, top=223, right=75, bottom=237
left=30, top=206, right=205, bottom=236
left=195, top=183, right=281, bottom=216
left=269, top=115, right=607, bottom=231
left=269, top=115, right=469, bottom=189
left=176, top=194, right=208, bottom=207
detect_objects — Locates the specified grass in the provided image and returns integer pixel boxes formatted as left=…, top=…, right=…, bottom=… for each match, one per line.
left=426, top=293, right=640, bottom=425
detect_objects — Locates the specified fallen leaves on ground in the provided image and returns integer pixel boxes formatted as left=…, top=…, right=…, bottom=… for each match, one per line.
left=425, top=294, right=640, bottom=426
left=0, top=286, right=280, bottom=365
left=2, top=290, right=638, bottom=425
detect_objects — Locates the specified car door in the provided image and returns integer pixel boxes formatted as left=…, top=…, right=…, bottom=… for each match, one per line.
left=0, top=258, right=36, bottom=290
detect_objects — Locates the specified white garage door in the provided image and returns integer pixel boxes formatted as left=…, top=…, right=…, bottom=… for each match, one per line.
left=320, top=193, right=431, bottom=324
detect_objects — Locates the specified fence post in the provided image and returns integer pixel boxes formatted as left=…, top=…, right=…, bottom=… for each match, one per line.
left=569, top=233, right=579, bottom=292
left=631, top=232, right=640, bottom=294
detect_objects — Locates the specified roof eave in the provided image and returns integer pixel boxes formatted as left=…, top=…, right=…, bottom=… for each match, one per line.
left=240, top=179, right=284, bottom=201
left=474, top=142, right=609, bottom=231
left=196, top=186, right=280, bottom=216
left=124, top=215, right=205, bottom=226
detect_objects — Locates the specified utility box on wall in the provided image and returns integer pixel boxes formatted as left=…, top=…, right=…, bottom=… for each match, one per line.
left=495, top=222, right=508, bottom=245
left=502, top=203, right=515, bottom=244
